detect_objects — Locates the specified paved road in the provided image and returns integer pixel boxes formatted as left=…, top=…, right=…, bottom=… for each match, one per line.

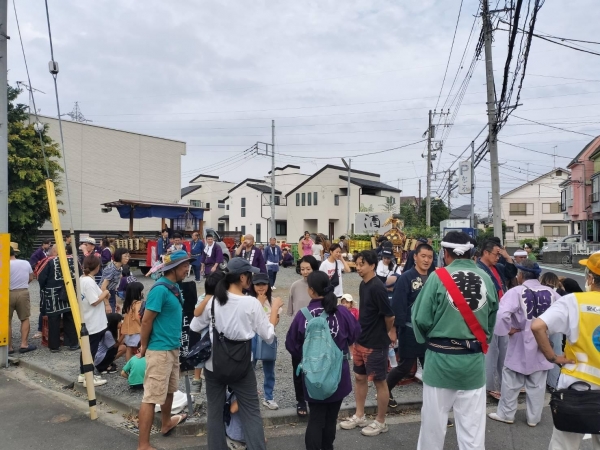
left=2, top=371, right=594, bottom=450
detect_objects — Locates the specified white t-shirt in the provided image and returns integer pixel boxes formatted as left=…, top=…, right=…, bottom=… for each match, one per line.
left=539, top=293, right=600, bottom=390
left=376, top=261, right=401, bottom=279
left=80, top=276, right=108, bottom=334
left=312, top=244, right=324, bottom=261
left=10, top=259, right=32, bottom=290
left=319, top=259, right=344, bottom=298
left=190, top=292, right=275, bottom=372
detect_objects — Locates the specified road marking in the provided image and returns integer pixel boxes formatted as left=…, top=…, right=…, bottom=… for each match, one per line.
left=539, top=265, right=584, bottom=277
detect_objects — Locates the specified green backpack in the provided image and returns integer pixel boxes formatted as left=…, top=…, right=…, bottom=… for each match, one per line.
left=296, top=307, right=343, bottom=400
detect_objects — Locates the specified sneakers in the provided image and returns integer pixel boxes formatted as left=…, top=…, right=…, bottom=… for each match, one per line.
left=447, top=418, right=454, bottom=428
left=361, top=420, right=389, bottom=436
left=487, top=412, right=514, bottom=424
left=191, top=379, right=203, bottom=394
left=271, top=286, right=277, bottom=290
left=83, top=375, right=107, bottom=387
left=340, top=414, right=369, bottom=430
left=415, top=365, right=423, bottom=382
left=226, top=436, right=247, bottom=449
left=262, top=399, right=279, bottom=410
left=101, top=365, right=117, bottom=374
left=388, top=397, right=398, bottom=408
left=527, top=422, right=537, bottom=427
left=77, top=374, right=85, bottom=383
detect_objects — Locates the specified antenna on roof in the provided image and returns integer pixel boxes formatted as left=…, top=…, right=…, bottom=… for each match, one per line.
left=61, top=101, right=92, bottom=123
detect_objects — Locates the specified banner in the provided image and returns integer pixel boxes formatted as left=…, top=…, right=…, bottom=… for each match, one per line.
left=0, top=234, right=9, bottom=349
left=178, top=280, right=200, bottom=372
left=354, top=213, right=392, bottom=235
left=458, top=160, right=472, bottom=195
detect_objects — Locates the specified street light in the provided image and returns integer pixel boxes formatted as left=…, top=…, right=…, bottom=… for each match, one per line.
left=34, top=121, right=44, bottom=133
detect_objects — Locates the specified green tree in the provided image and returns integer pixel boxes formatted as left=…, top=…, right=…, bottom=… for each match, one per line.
left=8, top=85, right=62, bottom=254
left=399, top=201, right=420, bottom=228
left=359, top=203, right=374, bottom=212
left=380, top=196, right=398, bottom=214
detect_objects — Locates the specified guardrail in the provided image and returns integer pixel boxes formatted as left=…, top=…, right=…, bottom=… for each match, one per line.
left=554, top=242, right=600, bottom=256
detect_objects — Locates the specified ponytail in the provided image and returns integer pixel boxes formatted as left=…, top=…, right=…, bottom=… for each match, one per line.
left=83, top=254, right=99, bottom=275
left=307, top=271, right=338, bottom=315
left=214, top=271, right=253, bottom=306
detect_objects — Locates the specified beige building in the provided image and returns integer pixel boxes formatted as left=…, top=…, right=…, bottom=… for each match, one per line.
left=501, top=168, right=570, bottom=244
left=180, top=174, right=235, bottom=232
left=38, top=115, right=185, bottom=232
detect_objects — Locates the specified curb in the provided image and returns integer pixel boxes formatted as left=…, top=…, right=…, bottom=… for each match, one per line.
left=17, top=358, right=423, bottom=436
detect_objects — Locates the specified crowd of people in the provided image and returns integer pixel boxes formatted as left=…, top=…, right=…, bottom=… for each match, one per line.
left=7, top=229, right=600, bottom=450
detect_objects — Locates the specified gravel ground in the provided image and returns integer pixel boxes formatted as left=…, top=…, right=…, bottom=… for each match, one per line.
left=12, top=267, right=426, bottom=413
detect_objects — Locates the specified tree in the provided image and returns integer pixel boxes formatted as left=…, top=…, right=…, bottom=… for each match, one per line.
left=8, top=85, right=62, bottom=255
left=380, top=196, right=398, bottom=214
left=359, top=203, right=374, bottom=212
left=399, top=201, right=421, bottom=228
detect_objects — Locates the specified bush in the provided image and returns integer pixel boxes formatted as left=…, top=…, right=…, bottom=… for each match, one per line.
left=538, top=237, right=548, bottom=248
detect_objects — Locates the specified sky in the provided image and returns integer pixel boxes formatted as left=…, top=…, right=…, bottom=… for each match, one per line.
left=7, top=0, right=600, bottom=214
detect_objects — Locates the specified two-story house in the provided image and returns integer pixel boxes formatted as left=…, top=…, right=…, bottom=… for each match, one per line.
left=501, top=168, right=569, bottom=245
left=560, top=136, right=600, bottom=240
left=285, top=165, right=401, bottom=241
left=180, top=174, right=235, bottom=232
left=587, top=143, right=600, bottom=241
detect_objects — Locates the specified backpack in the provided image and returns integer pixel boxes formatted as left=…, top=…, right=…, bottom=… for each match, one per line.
left=296, top=307, right=343, bottom=400
left=139, top=281, right=182, bottom=320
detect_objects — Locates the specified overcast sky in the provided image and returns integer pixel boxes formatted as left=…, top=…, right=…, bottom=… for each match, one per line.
left=7, top=0, right=600, bottom=213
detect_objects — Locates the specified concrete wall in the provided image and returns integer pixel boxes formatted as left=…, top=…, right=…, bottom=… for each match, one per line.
left=39, top=116, right=185, bottom=232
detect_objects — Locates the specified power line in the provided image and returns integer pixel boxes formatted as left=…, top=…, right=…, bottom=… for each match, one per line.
left=277, top=138, right=426, bottom=160
left=511, top=115, right=595, bottom=137
left=497, top=140, right=576, bottom=159
left=434, top=0, right=464, bottom=110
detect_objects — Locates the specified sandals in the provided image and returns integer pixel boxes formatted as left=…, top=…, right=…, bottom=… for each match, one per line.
left=162, top=413, right=187, bottom=436
left=487, top=390, right=501, bottom=400
left=296, top=402, right=308, bottom=417
left=19, top=344, right=37, bottom=353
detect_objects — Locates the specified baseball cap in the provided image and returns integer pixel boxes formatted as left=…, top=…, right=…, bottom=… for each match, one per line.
left=381, top=249, right=394, bottom=258
left=80, top=237, right=96, bottom=245
left=227, top=257, right=261, bottom=274
left=340, top=293, right=354, bottom=303
left=579, top=251, right=600, bottom=275
left=252, top=273, right=269, bottom=285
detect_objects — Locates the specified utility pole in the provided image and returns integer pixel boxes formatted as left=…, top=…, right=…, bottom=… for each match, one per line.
left=0, top=0, right=8, bottom=369
left=447, top=169, right=455, bottom=212
left=470, top=141, right=476, bottom=229
left=482, top=0, right=503, bottom=242
left=553, top=146, right=557, bottom=169
left=270, top=120, right=275, bottom=240
left=426, top=110, right=433, bottom=227
left=342, top=158, right=352, bottom=235
left=418, top=179, right=422, bottom=216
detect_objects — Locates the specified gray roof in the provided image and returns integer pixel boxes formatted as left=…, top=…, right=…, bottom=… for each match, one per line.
left=219, top=215, right=229, bottom=220
left=449, top=204, right=473, bottom=219
left=247, top=183, right=282, bottom=194
left=181, top=185, right=201, bottom=198
left=338, top=176, right=401, bottom=193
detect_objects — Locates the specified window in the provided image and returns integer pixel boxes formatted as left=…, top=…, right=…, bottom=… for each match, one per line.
left=543, top=225, right=569, bottom=237
left=518, top=224, right=534, bottom=233
left=273, top=195, right=280, bottom=205
left=296, top=193, right=300, bottom=206
left=206, top=202, right=210, bottom=209
left=226, top=204, right=229, bottom=210
left=241, top=225, right=246, bottom=235
left=561, top=190, right=567, bottom=211
left=218, top=202, right=225, bottom=209
left=509, top=203, right=531, bottom=215
left=189, top=200, right=201, bottom=207
left=241, top=197, right=246, bottom=217
left=505, top=226, right=514, bottom=232
left=313, top=192, right=318, bottom=206
left=334, top=195, right=340, bottom=206
left=308, top=192, right=312, bottom=206
left=276, top=221, right=287, bottom=236
left=302, top=193, right=306, bottom=206
left=542, top=202, right=560, bottom=214
left=256, top=223, right=261, bottom=242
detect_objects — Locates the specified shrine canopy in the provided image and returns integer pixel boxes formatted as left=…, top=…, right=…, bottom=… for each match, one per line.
left=102, top=199, right=205, bottom=220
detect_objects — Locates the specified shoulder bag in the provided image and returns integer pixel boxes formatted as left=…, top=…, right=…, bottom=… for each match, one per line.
left=330, top=260, right=340, bottom=287
left=550, top=381, right=600, bottom=434
left=210, top=297, right=252, bottom=383
left=253, top=335, right=278, bottom=361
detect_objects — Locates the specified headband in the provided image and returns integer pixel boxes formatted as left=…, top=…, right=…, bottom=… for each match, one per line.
left=514, top=250, right=527, bottom=257
left=515, top=263, right=542, bottom=276
left=441, top=241, right=474, bottom=256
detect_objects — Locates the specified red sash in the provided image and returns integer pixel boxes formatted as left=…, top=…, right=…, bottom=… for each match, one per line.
left=436, top=268, right=489, bottom=354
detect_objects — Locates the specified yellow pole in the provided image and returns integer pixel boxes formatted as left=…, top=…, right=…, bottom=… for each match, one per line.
left=0, top=234, right=9, bottom=368
left=46, top=179, right=97, bottom=420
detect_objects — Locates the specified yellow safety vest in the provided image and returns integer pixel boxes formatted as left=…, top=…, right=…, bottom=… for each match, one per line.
left=561, top=292, right=600, bottom=385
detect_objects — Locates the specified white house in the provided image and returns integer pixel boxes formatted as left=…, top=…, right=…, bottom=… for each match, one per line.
left=285, top=165, right=401, bottom=241
left=180, top=174, right=235, bottom=232
left=224, top=179, right=285, bottom=242
left=38, top=115, right=185, bottom=233
left=501, top=168, right=570, bottom=244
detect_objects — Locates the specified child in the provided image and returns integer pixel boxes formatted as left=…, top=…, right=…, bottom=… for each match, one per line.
left=117, top=264, right=137, bottom=301
left=95, top=313, right=122, bottom=374
left=121, top=281, right=144, bottom=362
left=191, top=272, right=225, bottom=395
left=340, top=294, right=359, bottom=320
left=224, top=389, right=246, bottom=449
left=121, top=354, right=146, bottom=390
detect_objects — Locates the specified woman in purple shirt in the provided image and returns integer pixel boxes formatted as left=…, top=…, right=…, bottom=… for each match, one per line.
left=285, top=271, right=360, bottom=450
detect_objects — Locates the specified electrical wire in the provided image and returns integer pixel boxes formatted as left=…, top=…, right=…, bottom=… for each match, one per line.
left=277, top=138, right=426, bottom=160
left=511, top=115, right=595, bottom=137
left=497, top=140, right=577, bottom=159
left=434, top=0, right=464, bottom=110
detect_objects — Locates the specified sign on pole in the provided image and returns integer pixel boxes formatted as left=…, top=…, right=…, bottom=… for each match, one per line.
left=458, top=160, right=472, bottom=195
